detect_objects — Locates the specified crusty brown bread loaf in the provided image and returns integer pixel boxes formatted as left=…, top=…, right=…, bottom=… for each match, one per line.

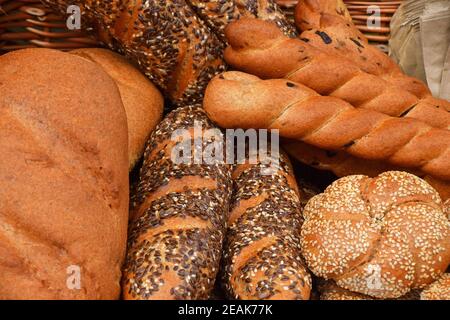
left=282, top=140, right=450, bottom=201
left=0, top=48, right=129, bottom=299
left=203, top=71, right=450, bottom=181
left=186, top=0, right=297, bottom=43
left=223, top=18, right=450, bottom=129
left=70, top=48, right=164, bottom=170
left=301, top=172, right=450, bottom=298
left=122, top=106, right=232, bottom=300
left=43, top=0, right=226, bottom=106
left=294, top=0, right=432, bottom=99
left=420, top=273, right=450, bottom=300
left=223, top=151, right=311, bottom=300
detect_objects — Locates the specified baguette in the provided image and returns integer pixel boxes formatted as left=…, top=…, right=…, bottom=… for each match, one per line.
left=282, top=140, right=450, bottom=201
left=203, top=71, right=450, bottom=181
left=122, top=106, right=232, bottom=300
left=223, top=18, right=450, bottom=129
left=43, top=0, right=226, bottom=106
left=222, top=151, right=312, bottom=300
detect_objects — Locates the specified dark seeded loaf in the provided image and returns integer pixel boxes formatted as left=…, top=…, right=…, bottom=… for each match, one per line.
left=122, top=106, right=232, bottom=300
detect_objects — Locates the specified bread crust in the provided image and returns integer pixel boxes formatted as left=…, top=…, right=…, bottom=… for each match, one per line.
left=0, top=48, right=129, bottom=299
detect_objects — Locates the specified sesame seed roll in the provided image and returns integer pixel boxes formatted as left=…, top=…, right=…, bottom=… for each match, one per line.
left=222, top=151, right=312, bottom=300
left=122, top=106, right=232, bottom=299
left=301, top=171, right=450, bottom=299
left=421, top=273, right=450, bottom=300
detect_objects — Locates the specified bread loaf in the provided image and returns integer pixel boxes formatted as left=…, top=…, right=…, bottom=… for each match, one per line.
left=122, top=106, right=232, bottom=300
left=223, top=151, right=312, bottom=300
left=420, top=273, right=450, bottom=300
left=282, top=140, right=450, bottom=201
left=294, top=0, right=432, bottom=99
left=301, top=172, right=450, bottom=298
left=0, top=48, right=129, bottom=299
left=70, top=48, right=164, bottom=170
left=203, top=71, right=450, bottom=181
left=43, top=0, right=226, bottom=106
left=223, top=18, right=450, bottom=129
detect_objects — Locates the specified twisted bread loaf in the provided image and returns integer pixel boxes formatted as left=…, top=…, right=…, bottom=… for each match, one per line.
left=282, top=140, right=450, bottom=201
left=122, top=106, right=232, bottom=300
left=203, top=71, right=450, bottom=181
left=43, top=0, right=226, bottom=106
left=301, top=172, right=450, bottom=298
left=222, top=151, right=311, bottom=300
left=224, top=18, right=450, bottom=129
left=186, top=0, right=297, bottom=43
left=294, top=0, right=432, bottom=98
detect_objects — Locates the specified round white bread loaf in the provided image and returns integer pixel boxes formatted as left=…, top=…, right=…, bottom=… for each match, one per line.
left=300, top=171, right=450, bottom=299
left=0, top=48, right=129, bottom=299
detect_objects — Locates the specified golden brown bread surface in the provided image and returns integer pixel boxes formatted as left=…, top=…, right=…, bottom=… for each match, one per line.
left=70, top=48, right=164, bottom=170
left=43, top=0, right=226, bottom=106
left=203, top=71, right=450, bottom=181
left=223, top=18, right=450, bottom=129
left=282, top=140, right=450, bottom=201
left=122, top=106, right=232, bottom=300
left=222, top=151, right=312, bottom=300
left=301, top=172, right=450, bottom=298
left=0, top=48, right=129, bottom=299
left=294, top=0, right=432, bottom=98
left=420, top=273, right=450, bottom=300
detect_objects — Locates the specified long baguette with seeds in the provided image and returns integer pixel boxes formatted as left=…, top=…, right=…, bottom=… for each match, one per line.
left=222, top=151, right=312, bottom=300
left=203, top=71, right=450, bottom=181
left=42, top=0, right=226, bottom=106
left=223, top=18, right=450, bottom=129
left=122, top=106, right=232, bottom=300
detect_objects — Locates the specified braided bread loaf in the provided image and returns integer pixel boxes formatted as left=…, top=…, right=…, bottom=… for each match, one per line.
left=294, top=0, right=432, bottom=99
left=222, top=151, right=311, bottom=300
left=203, top=71, right=450, bottom=181
left=122, top=106, right=232, bottom=299
left=301, top=172, right=450, bottom=298
left=282, top=140, right=450, bottom=201
left=223, top=18, right=450, bottom=129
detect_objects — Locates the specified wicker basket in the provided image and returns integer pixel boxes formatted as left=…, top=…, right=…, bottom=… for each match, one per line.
left=0, top=0, right=98, bottom=54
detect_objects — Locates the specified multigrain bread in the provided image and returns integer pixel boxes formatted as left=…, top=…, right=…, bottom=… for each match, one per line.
left=203, top=71, right=450, bottom=181
left=70, top=48, right=164, bottom=170
left=282, top=140, right=450, bottom=201
left=294, top=0, right=353, bottom=31
left=122, top=106, right=232, bottom=300
left=186, top=0, right=297, bottom=43
left=43, top=0, right=226, bottom=106
left=300, top=172, right=450, bottom=298
left=223, top=18, right=450, bottom=129
left=420, top=273, right=450, bottom=300
left=0, top=48, right=129, bottom=299
left=222, top=151, right=312, bottom=300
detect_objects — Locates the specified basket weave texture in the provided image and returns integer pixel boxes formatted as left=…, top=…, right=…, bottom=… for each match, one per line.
left=0, top=0, right=97, bottom=54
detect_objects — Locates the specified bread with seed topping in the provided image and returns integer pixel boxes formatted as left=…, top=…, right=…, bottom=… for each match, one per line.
left=222, top=151, right=312, bottom=300
left=420, top=273, right=450, bottom=300
left=122, top=106, right=232, bottom=300
left=300, top=171, right=450, bottom=298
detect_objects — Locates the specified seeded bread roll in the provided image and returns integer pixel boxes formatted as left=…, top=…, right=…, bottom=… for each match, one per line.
left=222, top=151, right=312, bottom=300
left=122, top=106, right=232, bottom=300
left=301, top=172, right=450, bottom=299
left=70, top=48, right=164, bottom=170
left=204, top=71, right=450, bottom=181
left=186, top=0, right=297, bottom=43
left=420, top=273, right=450, bottom=300
left=223, top=18, right=450, bottom=129
left=43, top=0, right=226, bottom=106
left=0, top=48, right=129, bottom=299
left=282, top=140, right=450, bottom=201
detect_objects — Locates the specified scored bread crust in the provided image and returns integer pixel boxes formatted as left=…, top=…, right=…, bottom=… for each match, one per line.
left=222, top=151, right=312, bottom=300
left=203, top=71, right=450, bottom=181
left=122, top=106, right=232, bottom=300
left=0, top=48, right=129, bottom=299
left=300, top=172, right=450, bottom=298
left=223, top=18, right=450, bottom=129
